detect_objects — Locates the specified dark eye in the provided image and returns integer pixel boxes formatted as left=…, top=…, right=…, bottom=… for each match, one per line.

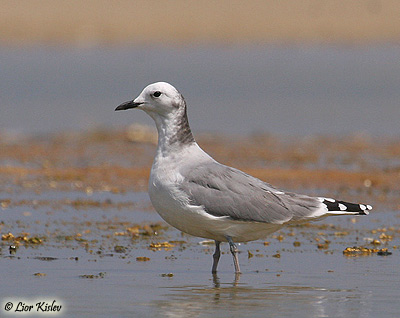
left=153, top=91, right=162, bottom=97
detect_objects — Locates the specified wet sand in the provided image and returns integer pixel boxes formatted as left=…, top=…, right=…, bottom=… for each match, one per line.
left=1, top=129, right=400, bottom=317
left=1, top=128, right=399, bottom=207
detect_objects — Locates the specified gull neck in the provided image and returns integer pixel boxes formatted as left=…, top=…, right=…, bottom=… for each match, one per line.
left=151, top=104, right=195, bottom=157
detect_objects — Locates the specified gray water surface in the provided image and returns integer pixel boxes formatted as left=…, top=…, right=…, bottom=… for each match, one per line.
left=1, top=45, right=400, bottom=137
left=1, top=188, right=399, bottom=317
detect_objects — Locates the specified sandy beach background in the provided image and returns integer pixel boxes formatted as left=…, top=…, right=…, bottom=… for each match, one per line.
left=1, top=0, right=400, bottom=46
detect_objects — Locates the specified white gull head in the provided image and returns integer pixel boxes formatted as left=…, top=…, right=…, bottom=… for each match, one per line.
left=115, top=82, right=195, bottom=149
left=116, top=82, right=184, bottom=117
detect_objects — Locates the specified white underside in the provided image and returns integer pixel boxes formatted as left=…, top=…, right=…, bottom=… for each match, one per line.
left=148, top=142, right=284, bottom=242
left=151, top=193, right=283, bottom=242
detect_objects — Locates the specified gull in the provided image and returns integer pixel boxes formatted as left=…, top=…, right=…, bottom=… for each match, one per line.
left=115, top=82, right=372, bottom=274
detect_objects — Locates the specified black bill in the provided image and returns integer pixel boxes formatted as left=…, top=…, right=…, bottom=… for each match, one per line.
left=115, top=100, right=143, bottom=111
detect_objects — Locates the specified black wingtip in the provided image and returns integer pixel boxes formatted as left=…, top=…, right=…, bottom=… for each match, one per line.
left=322, top=198, right=372, bottom=215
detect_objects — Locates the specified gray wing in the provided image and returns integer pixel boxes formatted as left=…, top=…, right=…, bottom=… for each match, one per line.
left=179, top=161, right=320, bottom=224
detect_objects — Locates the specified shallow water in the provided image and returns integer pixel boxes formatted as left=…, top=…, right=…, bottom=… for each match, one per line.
left=1, top=45, right=400, bottom=137
left=1, top=188, right=399, bottom=317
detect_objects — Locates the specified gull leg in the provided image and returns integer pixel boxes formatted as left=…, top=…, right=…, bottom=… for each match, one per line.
left=212, top=272, right=220, bottom=288
left=212, top=240, right=221, bottom=273
left=226, top=236, right=241, bottom=274
left=233, top=272, right=241, bottom=286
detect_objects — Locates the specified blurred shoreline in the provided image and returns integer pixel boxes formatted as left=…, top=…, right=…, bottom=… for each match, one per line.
left=1, top=0, right=400, bottom=47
